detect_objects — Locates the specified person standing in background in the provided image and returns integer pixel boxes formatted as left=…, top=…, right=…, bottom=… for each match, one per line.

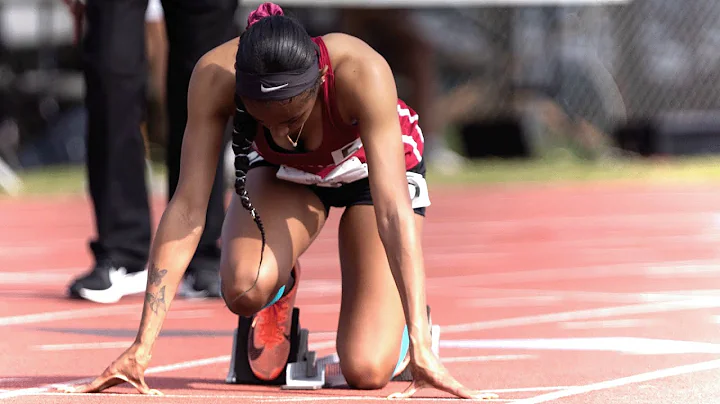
left=63, top=0, right=238, bottom=303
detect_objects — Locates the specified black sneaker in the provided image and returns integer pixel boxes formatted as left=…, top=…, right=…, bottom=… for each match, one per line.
left=68, top=260, right=148, bottom=304
left=179, top=267, right=221, bottom=299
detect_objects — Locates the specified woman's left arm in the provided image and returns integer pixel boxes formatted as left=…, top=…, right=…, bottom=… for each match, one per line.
left=340, top=54, right=430, bottom=348
left=337, top=48, right=497, bottom=401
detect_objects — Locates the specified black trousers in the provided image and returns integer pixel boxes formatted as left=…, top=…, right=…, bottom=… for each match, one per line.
left=82, top=0, right=238, bottom=273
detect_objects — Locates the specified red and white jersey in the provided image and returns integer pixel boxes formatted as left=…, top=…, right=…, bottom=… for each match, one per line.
left=251, top=36, right=424, bottom=188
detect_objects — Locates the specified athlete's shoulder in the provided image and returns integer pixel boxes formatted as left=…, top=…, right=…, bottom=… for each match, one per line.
left=323, top=33, right=394, bottom=96
left=320, top=33, right=396, bottom=124
left=320, top=33, right=381, bottom=67
left=321, top=33, right=390, bottom=79
left=189, top=37, right=239, bottom=117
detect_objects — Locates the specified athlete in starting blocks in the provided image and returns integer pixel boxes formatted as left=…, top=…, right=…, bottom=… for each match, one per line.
left=60, top=2, right=498, bottom=400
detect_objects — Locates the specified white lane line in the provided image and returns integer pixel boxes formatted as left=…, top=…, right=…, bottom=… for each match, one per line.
left=0, top=301, right=286, bottom=328
left=25, top=392, right=514, bottom=402
left=308, top=341, right=336, bottom=351
left=34, top=341, right=133, bottom=351
left=0, top=355, right=232, bottom=399
left=165, top=309, right=216, bottom=320
left=440, top=337, right=720, bottom=355
left=442, top=355, right=536, bottom=363
left=442, top=298, right=720, bottom=333
left=298, top=298, right=720, bottom=343
left=559, top=319, right=657, bottom=330
left=144, top=355, right=231, bottom=376
left=512, top=358, right=720, bottom=404
left=257, top=398, right=510, bottom=403
left=0, top=305, right=141, bottom=327
left=7, top=384, right=572, bottom=401
left=33, top=328, right=337, bottom=352
left=0, top=272, right=70, bottom=283
left=461, top=296, right=561, bottom=308
left=451, top=288, right=720, bottom=304
left=308, top=331, right=337, bottom=339
left=430, top=259, right=720, bottom=288
left=4, top=257, right=719, bottom=293
left=486, top=386, right=579, bottom=393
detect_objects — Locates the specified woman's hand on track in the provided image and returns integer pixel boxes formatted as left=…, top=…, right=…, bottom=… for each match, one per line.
left=59, top=344, right=162, bottom=396
left=388, top=343, right=498, bottom=400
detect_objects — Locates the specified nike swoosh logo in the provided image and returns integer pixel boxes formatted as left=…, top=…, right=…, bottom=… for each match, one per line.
left=247, top=326, right=292, bottom=362
left=260, top=83, right=289, bottom=93
left=247, top=327, right=264, bottom=361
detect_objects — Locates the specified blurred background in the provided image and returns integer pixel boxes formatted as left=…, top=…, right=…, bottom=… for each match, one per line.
left=2, top=0, right=720, bottom=197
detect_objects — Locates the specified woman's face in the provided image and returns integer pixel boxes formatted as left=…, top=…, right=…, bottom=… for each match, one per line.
left=242, top=89, right=317, bottom=142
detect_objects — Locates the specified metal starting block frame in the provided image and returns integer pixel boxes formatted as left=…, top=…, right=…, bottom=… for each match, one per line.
left=226, top=306, right=441, bottom=390
left=282, top=352, right=342, bottom=390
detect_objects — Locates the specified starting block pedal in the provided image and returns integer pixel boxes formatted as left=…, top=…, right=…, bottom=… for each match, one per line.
left=282, top=352, right=341, bottom=390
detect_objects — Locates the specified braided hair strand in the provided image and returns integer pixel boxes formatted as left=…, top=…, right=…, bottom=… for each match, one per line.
left=230, top=96, right=266, bottom=302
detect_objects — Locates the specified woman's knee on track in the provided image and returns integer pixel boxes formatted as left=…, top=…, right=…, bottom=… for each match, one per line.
left=339, top=352, right=395, bottom=390
left=219, top=258, right=282, bottom=317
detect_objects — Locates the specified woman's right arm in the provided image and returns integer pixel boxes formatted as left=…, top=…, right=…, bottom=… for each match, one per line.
left=134, top=59, right=232, bottom=357
left=62, top=57, right=233, bottom=395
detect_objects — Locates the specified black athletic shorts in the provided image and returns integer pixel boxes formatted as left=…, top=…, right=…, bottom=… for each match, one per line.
left=248, top=158, right=428, bottom=218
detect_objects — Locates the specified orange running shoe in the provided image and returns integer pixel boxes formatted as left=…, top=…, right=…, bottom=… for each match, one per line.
left=247, top=263, right=301, bottom=381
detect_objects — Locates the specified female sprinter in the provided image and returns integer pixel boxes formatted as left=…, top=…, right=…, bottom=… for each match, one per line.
left=62, top=3, right=497, bottom=400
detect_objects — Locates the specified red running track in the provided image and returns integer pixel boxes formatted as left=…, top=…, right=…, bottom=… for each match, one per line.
left=2, top=182, right=720, bottom=403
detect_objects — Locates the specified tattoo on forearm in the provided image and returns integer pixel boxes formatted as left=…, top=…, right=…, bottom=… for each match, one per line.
left=146, top=285, right=167, bottom=315
left=148, top=264, right=168, bottom=287
left=144, top=264, right=169, bottom=315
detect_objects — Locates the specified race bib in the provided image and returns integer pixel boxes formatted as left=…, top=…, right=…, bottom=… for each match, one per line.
left=274, top=159, right=431, bottom=210
left=276, top=157, right=369, bottom=187
left=331, top=138, right=363, bottom=166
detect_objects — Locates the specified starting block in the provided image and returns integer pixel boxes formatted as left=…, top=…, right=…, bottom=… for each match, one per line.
left=282, top=352, right=342, bottom=390
left=226, top=307, right=305, bottom=385
left=282, top=323, right=440, bottom=390
left=226, top=306, right=441, bottom=390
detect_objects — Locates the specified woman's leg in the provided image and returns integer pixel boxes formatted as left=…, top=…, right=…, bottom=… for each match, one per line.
left=220, top=166, right=327, bottom=380
left=336, top=204, right=424, bottom=390
left=220, top=166, right=326, bottom=313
